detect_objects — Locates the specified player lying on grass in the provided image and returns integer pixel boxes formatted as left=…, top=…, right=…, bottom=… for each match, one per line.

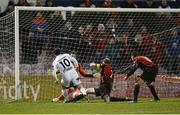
left=51, top=48, right=87, bottom=103
left=86, top=57, right=133, bottom=102
left=52, top=63, right=94, bottom=102
left=123, top=52, right=160, bottom=103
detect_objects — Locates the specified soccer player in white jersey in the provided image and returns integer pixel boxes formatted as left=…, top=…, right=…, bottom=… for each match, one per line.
left=51, top=48, right=87, bottom=102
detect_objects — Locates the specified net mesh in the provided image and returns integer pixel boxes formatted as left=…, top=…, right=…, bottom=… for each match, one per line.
left=0, top=13, right=15, bottom=102
left=1, top=8, right=180, bottom=102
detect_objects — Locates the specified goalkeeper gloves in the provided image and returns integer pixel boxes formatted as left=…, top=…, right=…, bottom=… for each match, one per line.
left=93, top=72, right=100, bottom=78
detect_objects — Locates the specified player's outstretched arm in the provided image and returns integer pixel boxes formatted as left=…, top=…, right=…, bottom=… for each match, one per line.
left=89, top=62, right=96, bottom=67
left=79, top=64, right=94, bottom=78
left=124, top=64, right=137, bottom=80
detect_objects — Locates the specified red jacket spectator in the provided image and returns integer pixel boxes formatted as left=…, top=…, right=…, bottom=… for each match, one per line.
left=101, top=0, right=114, bottom=8
left=121, top=0, right=138, bottom=8
left=80, top=0, right=96, bottom=7
left=93, top=24, right=109, bottom=52
left=146, top=37, right=165, bottom=64
left=139, top=26, right=153, bottom=52
left=16, top=0, right=30, bottom=6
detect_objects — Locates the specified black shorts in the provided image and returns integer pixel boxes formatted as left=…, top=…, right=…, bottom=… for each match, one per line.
left=141, top=66, right=158, bottom=82
left=94, top=83, right=112, bottom=98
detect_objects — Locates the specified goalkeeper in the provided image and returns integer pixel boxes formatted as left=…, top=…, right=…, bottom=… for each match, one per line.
left=86, top=57, right=132, bottom=102
left=123, top=52, right=160, bottom=103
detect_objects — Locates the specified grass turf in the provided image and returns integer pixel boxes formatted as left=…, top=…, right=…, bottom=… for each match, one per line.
left=0, top=98, right=180, bottom=114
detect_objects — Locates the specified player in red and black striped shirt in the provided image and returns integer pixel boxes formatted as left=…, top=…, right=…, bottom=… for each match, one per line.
left=124, top=54, right=160, bottom=103
left=87, top=58, right=133, bottom=102
left=86, top=57, right=114, bottom=102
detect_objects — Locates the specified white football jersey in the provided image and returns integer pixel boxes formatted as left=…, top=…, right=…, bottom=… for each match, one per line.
left=53, top=54, right=77, bottom=72
left=51, top=53, right=80, bottom=87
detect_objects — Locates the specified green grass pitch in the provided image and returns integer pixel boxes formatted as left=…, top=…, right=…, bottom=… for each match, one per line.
left=0, top=98, right=180, bottom=114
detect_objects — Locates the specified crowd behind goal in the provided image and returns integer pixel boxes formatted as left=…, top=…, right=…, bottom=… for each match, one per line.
left=0, top=0, right=180, bottom=76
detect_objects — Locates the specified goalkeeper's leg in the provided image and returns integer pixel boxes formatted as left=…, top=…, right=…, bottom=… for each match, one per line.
left=110, top=97, right=133, bottom=102
left=65, top=88, right=89, bottom=103
left=86, top=88, right=96, bottom=94
left=102, top=94, right=110, bottom=102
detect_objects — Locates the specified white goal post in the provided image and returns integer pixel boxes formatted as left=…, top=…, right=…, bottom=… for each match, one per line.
left=6, top=7, right=180, bottom=101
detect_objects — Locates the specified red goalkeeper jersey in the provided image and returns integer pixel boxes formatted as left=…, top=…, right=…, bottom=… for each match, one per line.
left=100, top=64, right=114, bottom=86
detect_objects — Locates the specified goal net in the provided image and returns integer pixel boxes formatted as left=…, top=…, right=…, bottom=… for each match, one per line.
left=0, top=13, right=15, bottom=102
left=1, top=7, right=180, bottom=102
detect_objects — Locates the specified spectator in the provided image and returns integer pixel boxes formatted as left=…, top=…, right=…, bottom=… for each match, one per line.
left=175, top=13, right=180, bottom=26
left=157, top=0, right=172, bottom=19
left=45, top=0, right=54, bottom=7
left=75, top=26, right=85, bottom=40
left=16, top=0, right=30, bottom=6
left=84, top=24, right=94, bottom=44
left=177, top=0, right=180, bottom=8
left=76, top=25, right=95, bottom=63
left=133, top=26, right=153, bottom=56
left=168, top=0, right=178, bottom=8
left=146, top=37, right=165, bottom=64
left=61, top=21, right=75, bottom=38
left=36, top=0, right=44, bottom=6
left=48, top=11, right=64, bottom=32
left=31, top=12, right=48, bottom=58
left=138, top=26, right=153, bottom=55
left=0, top=1, right=14, bottom=17
left=121, top=32, right=130, bottom=54
left=50, top=11, right=61, bottom=19
left=106, top=18, right=118, bottom=38
left=121, top=0, right=138, bottom=8
left=93, top=24, right=109, bottom=61
left=81, top=24, right=97, bottom=62
left=72, top=26, right=86, bottom=59
left=158, top=0, right=171, bottom=9
left=167, top=30, right=180, bottom=75
left=141, top=0, right=157, bottom=8
left=95, top=24, right=108, bottom=52
left=100, top=0, right=114, bottom=8
left=80, top=0, right=96, bottom=8
left=118, top=32, right=131, bottom=66
left=22, top=32, right=38, bottom=64
left=133, top=33, right=143, bottom=53
left=31, top=12, right=48, bottom=38
left=101, top=38, right=121, bottom=67
left=122, top=18, right=137, bottom=38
